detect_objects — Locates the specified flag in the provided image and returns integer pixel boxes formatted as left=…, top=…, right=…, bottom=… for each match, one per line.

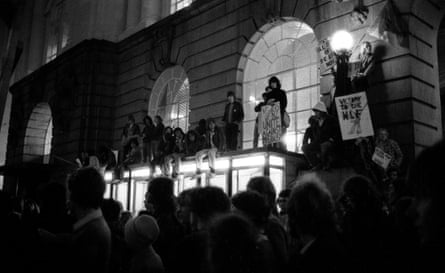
left=367, top=0, right=409, bottom=48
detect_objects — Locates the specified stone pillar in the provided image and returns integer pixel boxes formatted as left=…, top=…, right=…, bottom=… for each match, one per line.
left=140, top=0, right=162, bottom=27
left=27, top=0, right=46, bottom=72
left=126, top=0, right=141, bottom=29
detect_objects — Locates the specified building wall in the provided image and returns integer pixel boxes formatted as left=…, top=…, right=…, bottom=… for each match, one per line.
left=7, top=40, right=117, bottom=165
left=8, top=0, right=171, bottom=84
left=6, top=0, right=445, bottom=168
left=113, top=0, right=444, bottom=163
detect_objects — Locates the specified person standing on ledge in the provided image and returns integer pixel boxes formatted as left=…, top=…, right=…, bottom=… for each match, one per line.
left=121, top=114, right=140, bottom=161
left=265, top=76, right=288, bottom=150
left=222, top=91, right=244, bottom=151
left=352, top=41, right=376, bottom=92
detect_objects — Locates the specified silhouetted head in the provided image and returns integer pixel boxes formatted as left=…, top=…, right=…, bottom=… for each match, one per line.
left=287, top=174, right=336, bottom=238
left=269, top=76, right=281, bottom=89
left=143, top=116, right=154, bottom=126
left=247, top=176, right=277, bottom=215
left=209, top=214, right=259, bottom=273
left=232, top=190, right=269, bottom=230
left=189, top=186, right=230, bottom=229
left=227, top=91, right=235, bottom=103
left=145, top=177, right=175, bottom=216
left=68, top=167, right=105, bottom=213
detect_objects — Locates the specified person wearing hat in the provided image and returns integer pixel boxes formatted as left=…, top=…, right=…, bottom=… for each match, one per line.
left=303, top=101, right=339, bottom=170
left=125, top=215, right=164, bottom=273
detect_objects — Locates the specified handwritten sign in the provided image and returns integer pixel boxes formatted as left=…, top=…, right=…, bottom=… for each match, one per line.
left=372, top=147, right=392, bottom=170
left=260, top=102, right=282, bottom=145
left=317, top=39, right=336, bottom=72
left=335, top=92, right=374, bottom=140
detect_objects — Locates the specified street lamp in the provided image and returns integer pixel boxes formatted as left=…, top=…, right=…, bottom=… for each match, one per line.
left=331, top=30, right=354, bottom=53
left=330, top=30, right=354, bottom=97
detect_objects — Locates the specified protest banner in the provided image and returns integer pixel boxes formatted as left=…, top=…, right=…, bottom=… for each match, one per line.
left=335, top=92, right=374, bottom=140
left=317, top=39, right=336, bottom=72
left=260, top=102, right=282, bottom=145
left=372, top=147, right=392, bottom=170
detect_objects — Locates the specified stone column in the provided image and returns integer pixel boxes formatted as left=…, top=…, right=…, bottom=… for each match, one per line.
left=140, top=0, right=162, bottom=27
left=126, top=0, right=141, bottom=29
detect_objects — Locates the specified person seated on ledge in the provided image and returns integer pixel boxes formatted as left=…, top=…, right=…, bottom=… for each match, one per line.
left=193, top=119, right=224, bottom=179
left=121, top=114, right=140, bottom=161
left=302, top=101, right=340, bottom=171
left=122, top=139, right=142, bottom=166
left=163, top=128, right=186, bottom=179
left=185, top=130, right=202, bottom=157
left=153, top=127, right=174, bottom=173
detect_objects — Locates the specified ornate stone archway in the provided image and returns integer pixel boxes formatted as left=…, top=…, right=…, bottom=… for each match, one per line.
left=23, top=103, right=53, bottom=163
left=237, top=18, right=319, bottom=152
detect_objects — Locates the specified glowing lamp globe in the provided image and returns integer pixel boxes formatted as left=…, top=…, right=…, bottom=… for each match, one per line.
left=330, top=30, right=354, bottom=52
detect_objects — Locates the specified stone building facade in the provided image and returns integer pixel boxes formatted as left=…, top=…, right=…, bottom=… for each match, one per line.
left=2, top=0, right=445, bottom=189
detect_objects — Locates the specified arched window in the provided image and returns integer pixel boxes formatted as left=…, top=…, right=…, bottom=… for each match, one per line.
left=149, top=66, right=190, bottom=131
left=23, top=103, right=53, bottom=163
left=240, top=20, right=320, bottom=152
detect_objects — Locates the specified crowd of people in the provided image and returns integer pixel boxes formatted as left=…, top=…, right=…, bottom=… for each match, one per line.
left=118, top=75, right=294, bottom=179
left=120, top=113, right=226, bottom=178
left=117, top=41, right=400, bottom=190
left=0, top=139, right=444, bottom=273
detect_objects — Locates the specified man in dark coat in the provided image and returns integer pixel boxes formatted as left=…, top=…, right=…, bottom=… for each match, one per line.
left=302, top=101, right=340, bottom=170
left=352, top=41, right=375, bottom=92
left=67, top=167, right=112, bottom=273
left=222, top=91, right=244, bottom=151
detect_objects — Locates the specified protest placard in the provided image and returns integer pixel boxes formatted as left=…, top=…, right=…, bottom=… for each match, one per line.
left=335, top=92, right=374, bottom=140
left=372, top=147, right=392, bottom=170
left=317, top=39, right=336, bottom=72
left=260, top=102, right=282, bottom=145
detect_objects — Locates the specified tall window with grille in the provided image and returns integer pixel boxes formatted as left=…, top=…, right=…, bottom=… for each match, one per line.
left=170, top=0, right=193, bottom=14
left=157, top=78, right=190, bottom=131
left=149, top=66, right=191, bottom=132
left=44, top=1, right=69, bottom=63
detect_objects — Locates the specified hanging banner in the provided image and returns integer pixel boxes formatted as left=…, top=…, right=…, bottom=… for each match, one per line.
left=372, top=147, right=392, bottom=170
left=335, top=92, right=374, bottom=140
left=260, top=102, right=282, bottom=145
left=316, top=39, right=336, bottom=72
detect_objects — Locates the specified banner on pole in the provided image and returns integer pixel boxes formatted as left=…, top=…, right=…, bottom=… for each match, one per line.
left=260, top=102, right=282, bottom=146
left=372, top=147, right=392, bottom=170
left=317, top=39, right=336, bottom=72
left=335, top=92, right=374, bottom=140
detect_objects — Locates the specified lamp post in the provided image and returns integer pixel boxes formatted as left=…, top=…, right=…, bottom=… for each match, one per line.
left=330, top=30, right=354, bottom=97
